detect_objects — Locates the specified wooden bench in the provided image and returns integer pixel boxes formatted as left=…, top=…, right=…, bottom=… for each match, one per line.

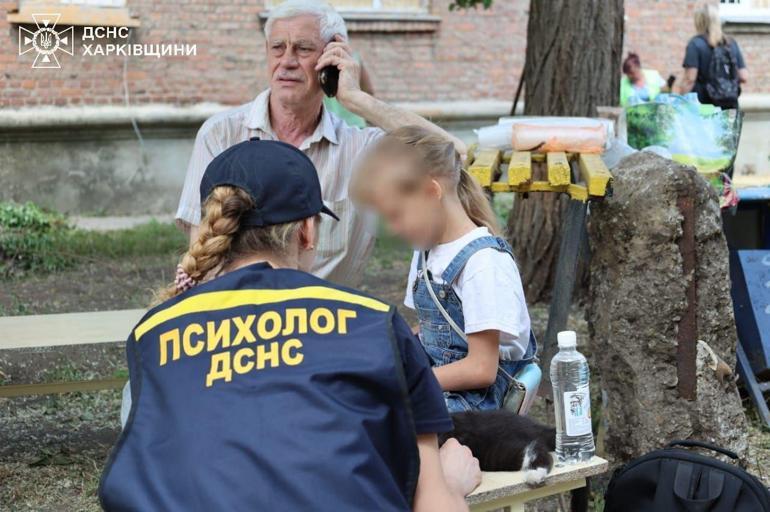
left=468, top=456, right=608, bottom=511
left=0, top=309, right=143, bottom=397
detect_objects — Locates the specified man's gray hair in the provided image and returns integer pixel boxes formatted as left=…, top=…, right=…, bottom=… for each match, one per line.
left=265, top=1, right=348, bottom=43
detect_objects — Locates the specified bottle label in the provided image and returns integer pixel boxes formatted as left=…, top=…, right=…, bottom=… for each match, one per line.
left=563, top=384, right=592, bottom=436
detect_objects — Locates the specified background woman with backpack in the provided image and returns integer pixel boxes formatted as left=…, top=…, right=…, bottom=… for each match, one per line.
left=680, top=3, right=749, bottom=110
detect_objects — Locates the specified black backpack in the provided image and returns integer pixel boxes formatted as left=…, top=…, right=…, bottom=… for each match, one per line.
left=704, top=37, right=740, bottom=106
left=605, top=440, right=770, bottom=512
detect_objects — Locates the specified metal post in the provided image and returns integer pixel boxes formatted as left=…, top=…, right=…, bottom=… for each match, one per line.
left=540, top=198, right=589, bottom=396
left=676, top=194, right=698, bottom=400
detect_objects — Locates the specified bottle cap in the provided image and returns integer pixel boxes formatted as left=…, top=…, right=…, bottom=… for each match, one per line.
left=557, top=330, right=577, bottom=348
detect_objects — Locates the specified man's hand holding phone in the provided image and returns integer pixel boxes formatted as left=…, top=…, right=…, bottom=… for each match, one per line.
left=315, top=35, right=362, bottom=104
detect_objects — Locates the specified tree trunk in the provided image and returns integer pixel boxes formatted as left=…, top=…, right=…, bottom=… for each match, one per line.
left=508, top=0, right=624, bottom=302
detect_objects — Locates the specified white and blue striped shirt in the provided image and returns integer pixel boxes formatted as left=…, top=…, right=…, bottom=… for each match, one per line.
left=176, top=89, right=383, bottom=286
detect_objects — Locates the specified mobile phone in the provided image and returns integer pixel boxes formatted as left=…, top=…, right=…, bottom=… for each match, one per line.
left=319, top=66, right=339, bottom=97
left=667, top=74, right=676, bottom=89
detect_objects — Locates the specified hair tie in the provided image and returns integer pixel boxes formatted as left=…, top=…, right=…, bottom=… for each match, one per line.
left=175, top=264, right=198, bottom=293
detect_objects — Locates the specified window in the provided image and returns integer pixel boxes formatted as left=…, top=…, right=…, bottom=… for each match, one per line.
left=263, top=0, right=438, bottom=32
left=328, top=0, right=427, bottom=12
left=720, top=0, right=770, bottom=23
left=8, top=0, right=140, bottom=27
left=266, top=0, right=428, bottom=13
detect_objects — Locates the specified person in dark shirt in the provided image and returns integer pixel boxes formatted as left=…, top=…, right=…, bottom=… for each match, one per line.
left=100, top=140, right=480, bottom=512
left=681, top=3, right=748, bottom=109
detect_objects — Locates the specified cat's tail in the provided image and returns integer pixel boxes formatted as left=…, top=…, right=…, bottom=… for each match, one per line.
left=521, top=439, right=554, bottom=485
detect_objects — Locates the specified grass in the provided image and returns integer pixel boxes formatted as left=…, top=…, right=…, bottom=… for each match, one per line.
left=0, top=201, right=186, bottom=278
left=60, top=222, right=186, bottom=261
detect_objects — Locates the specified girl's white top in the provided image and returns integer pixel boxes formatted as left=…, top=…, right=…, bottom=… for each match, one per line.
left=404, top=227, right=531, bottom=360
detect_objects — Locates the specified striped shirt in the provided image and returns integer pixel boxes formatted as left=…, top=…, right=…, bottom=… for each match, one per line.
left=176, top=89, right=384, bottom=286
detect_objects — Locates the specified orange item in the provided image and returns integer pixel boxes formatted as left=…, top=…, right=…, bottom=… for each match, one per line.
left=511, top=123, right=607, bottom=153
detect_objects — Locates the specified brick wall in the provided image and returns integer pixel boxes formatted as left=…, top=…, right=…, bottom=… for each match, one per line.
left=0, top=0, right=528, bottom=108
left=0, top=0, right=766, bottom=109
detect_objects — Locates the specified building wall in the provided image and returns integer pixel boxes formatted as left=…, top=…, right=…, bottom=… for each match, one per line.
left=1, top=1, right=768, bottom=216
left=0, top=0, right=529, bottom=108
left=1, top=0, right=767, bottom=109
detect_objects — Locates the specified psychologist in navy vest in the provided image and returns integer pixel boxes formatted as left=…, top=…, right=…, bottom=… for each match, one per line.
left=99, top=139, right=479, bottom=511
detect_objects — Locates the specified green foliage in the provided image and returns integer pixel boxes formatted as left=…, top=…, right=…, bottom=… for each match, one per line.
left=0, top=202, right=72, bottom=275
left=0, top=201, right=185, bottom=277
left=449, top=0, right=493, bottom=10
left=492, top=192, right=514, bottom=227
left=626, top=104, right=676, bottom=149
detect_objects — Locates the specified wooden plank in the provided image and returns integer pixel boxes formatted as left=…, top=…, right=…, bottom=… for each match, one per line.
left=0, top=309, right=145, bottom=350
left=468, top=149, right=502, bottom=188
left=508, top=151, right=532, bottom=186
left=470, top=478, right=585, bottom=512
left=578, top=153, right=613, bottom=197
left=467, top=455, right=608, bottom=507
left=546, top=152, right=571, bottom=186
left=491, top=182, right=514, bottom=193
left=567, top=183, right=589, bottom=202
left=0, top=378, right=127, bottom=398
left=498, top=181, right=569, bottom=194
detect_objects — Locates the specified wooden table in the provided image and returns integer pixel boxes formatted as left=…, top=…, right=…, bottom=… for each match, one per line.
left=467, top=456, right=608, bottom=512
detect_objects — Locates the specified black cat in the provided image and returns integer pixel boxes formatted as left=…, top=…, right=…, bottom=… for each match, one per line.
left=439, top=409, right=556, bottom=485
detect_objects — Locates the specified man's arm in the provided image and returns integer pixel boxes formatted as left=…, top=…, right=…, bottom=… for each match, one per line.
left=345, top=92, right=467, bottom=154
left=413, top=434, right=477, bottom=512
left=317, top=37, right=467, bottom=155
left=359, top=59, right=376, bottom=96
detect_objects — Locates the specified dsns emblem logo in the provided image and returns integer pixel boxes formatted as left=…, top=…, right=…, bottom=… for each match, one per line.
left=18, top=13, right=74, bottom=69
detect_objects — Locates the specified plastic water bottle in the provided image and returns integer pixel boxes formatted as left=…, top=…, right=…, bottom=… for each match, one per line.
left=550, top=331, right=595, bottom=464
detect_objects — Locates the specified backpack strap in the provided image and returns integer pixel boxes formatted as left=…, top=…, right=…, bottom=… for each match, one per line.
left=420, top=250, right=466, bottom=343
left=420, top=248, right=517, bottom=383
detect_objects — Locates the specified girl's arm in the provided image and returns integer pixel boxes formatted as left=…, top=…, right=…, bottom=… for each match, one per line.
left=413, top=434, right=476, bottom=512
left=679, top=67, right=698, bottom=94
left=433, top=329, right=499, bottom=391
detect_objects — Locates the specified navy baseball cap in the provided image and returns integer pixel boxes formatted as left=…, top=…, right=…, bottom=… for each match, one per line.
left=199, top=138, right=339, bottom=227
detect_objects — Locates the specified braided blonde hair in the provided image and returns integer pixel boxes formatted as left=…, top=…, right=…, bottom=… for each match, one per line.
left=158, top=185, right=303, bottom=302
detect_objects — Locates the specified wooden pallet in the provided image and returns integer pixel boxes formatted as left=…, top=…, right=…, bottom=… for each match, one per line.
left=466, top=144, right=613, bottom=201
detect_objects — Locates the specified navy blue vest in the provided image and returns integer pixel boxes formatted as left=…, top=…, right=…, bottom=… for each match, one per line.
left=100, top=263, right=419, bottom=511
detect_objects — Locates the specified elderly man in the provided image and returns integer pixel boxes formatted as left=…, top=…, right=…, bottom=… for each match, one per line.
left=176, top=0, right=465, bottom=286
